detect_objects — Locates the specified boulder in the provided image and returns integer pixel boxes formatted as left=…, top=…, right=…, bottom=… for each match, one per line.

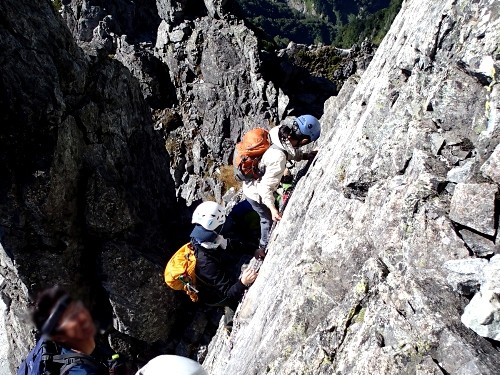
left=449, top=183, right=498, bottom=236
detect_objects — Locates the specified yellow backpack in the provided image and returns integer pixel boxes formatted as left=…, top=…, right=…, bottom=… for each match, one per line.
left=164, top=243, right=199, bottom=302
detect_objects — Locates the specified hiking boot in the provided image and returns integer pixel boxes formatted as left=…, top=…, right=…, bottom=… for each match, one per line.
left=224, top=306, right=235, bottom=334
left=224, top=325, right=232, bottom=336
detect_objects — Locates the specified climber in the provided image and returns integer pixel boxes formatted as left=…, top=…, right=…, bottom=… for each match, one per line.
left=20, top=285, right=126, bottom=375
left=190, top=201, right=258, bottom=330
left=135, top=355, right=207, bottom=375
left=243, top=114, right=321, bottom=258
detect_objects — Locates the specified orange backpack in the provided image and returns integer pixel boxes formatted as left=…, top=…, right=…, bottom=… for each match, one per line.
left=233, top=128, right=271, bottom=181
left=164, top=243, right=198, bottom=302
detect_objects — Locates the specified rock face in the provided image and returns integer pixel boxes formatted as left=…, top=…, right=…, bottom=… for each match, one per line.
left=60, top=0, right=281, bottom=205
left=1, top=0, right=348, bottom=369
left=154, top=12, right=278, bottom=203
left=460, top=255, right=500, bottom=341
left=58, top=0, right=364, bottom=206
left=204, top=0, right=500, bottom=373
left=2, top=0, right=500, bottom=373
left=61, top=0, right=175, bottom=109
left=0, top=0, right=187, bottom=369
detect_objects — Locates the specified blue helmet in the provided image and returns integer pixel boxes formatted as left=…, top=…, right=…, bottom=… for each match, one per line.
left=295, top=115, right=321, bottom=142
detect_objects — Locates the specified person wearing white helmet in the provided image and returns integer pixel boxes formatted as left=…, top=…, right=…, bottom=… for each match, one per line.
left=135, top=355, right=207, bottom=375
left=191, top=201, right=228, bottom=249
left=190, top=201, right=258, bottom=330
left=243, top=114, right=321, bottom=257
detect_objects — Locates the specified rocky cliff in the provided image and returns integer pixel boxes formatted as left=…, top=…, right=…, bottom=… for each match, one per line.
left=0, top=0, right=347, bottom=370
left=204, top=0, right=500, bottom=373
left=59, top=0, right=281, bottom=205
left=58, top=0, right=359, bottom=206
left=1, top=0, right=499, bottom=374
left=0, top=0, right=186, bottom=368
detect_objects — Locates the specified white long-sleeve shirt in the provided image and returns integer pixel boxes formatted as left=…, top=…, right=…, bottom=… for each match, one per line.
left=242, top=126, right=305, bottom=209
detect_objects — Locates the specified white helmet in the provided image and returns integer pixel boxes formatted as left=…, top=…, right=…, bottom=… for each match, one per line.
left=135, top=355, right=207, bottom=375
left=192, top=201, right=226, bottom=231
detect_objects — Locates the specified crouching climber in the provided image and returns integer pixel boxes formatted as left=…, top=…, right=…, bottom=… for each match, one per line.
left=190, top=201, right=257, bottom=331
left=243, top=114, right=321, bottom=257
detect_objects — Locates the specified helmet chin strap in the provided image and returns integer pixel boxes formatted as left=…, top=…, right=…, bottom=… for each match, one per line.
left=298, top=138, right=311, bottom=146
left=41, top=294, right=72, bottom=336
left=279, top=124, right=300, bottom=144
left=290, top=121, right=311, bottom=144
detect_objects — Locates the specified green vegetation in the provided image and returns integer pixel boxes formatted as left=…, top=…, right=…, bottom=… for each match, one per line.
left=336, top=164, right=347, bottom=183
left=235, top=0, right=402, bottom=48
left=354, top=307, right=366, bottom=323
left=237, top=0, right=337, bottom=47
left=289, top=47, right=344, bottom=81
left=334, top=0, right=403, bottom=47
left=52, top=0, right=62, bottom=11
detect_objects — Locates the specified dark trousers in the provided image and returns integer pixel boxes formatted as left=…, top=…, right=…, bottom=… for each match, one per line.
left=246, top=197, right=272, bottom=249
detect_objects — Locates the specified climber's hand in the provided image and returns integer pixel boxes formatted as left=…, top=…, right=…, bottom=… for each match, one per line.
left=270, top=207, right=282, bottom=221
left=241, top=268, right=258, bottom=287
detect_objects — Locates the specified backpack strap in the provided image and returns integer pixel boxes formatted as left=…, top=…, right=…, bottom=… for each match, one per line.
left=257, top=144, right=288, bottom=177
left=270, top=142, right=288, bottom=156
left=52, top=352, right=103, bottom=375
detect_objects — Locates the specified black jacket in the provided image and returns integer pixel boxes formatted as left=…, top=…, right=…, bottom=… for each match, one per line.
left=190, top=226, right=246, bottom=309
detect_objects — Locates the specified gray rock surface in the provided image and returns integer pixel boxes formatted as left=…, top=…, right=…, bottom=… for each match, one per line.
left=59, top=1, right=363, bottom=206
left=61, top=1, right=174, bottom=109
left=461, top=255, right=500, bottom=340
left=449, top=183, right=498, bottom=236
left=60, top=1, right=282, bottom=205
left=447, top=158, right=476, bottom=183
left=462, top=288, right=500, bottom=341
left=459, top=229, right=498, bottom=256
left=153, top=12, right=279, bottom=203
left=1, top=0, right=345, bottom=367
left=443, top=258, right=487, bottom=295
left=204, top=0, right=500, bottom=373
left=2, top=0, right=500, bottom=373
left=0, top=306, right=7, bottom=375
left=481, top=143, right=500, bottom=183
left=0, top=0, right=186, bottom=369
